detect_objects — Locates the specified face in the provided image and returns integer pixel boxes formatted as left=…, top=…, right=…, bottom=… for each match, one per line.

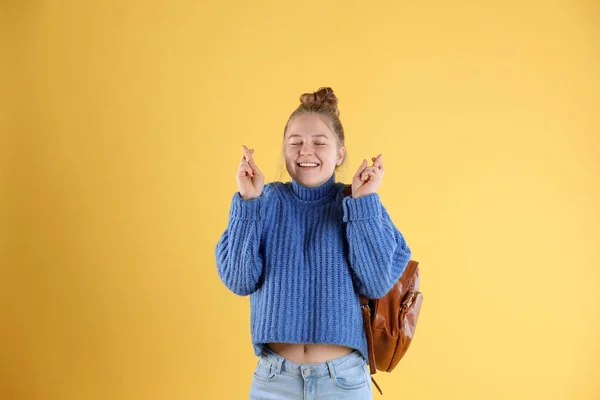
left=284, top=114, right=346, bottom=188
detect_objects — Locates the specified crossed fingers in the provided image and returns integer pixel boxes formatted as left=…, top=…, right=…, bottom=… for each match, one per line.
left=356, top=154, right=384, bottom=182
left=239, top=145, right=256, bottom=177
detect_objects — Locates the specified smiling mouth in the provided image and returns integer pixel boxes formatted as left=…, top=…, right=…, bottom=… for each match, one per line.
left=297, top=163, right=320, bottom=168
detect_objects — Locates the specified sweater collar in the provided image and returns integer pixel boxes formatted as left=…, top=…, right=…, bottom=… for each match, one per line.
left=291, top=174, right=336, bottom=201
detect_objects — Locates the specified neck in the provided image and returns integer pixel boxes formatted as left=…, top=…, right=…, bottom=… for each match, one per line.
left=291, top=174, right=336, bottom=201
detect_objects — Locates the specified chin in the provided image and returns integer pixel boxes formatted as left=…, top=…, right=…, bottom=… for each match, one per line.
left=289, top=167, right=333, bottom=187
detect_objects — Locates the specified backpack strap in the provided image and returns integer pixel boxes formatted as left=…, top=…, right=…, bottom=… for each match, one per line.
left=343, top=184, right=352, bottom=198
left=359, top=294, right=377, bottom=374
left=360, top=294, right=383, bottom=394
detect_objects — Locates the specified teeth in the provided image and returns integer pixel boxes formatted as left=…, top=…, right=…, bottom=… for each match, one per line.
left=299, top=163, right=318, bottom=167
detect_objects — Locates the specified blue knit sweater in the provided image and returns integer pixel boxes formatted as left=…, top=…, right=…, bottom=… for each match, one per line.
left=215, top=174, right=412, bottom=361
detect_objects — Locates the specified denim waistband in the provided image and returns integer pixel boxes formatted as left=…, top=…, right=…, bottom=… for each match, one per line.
left=260, top=346, right=365, bottom=378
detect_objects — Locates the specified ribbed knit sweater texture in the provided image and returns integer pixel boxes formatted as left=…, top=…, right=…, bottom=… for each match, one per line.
left=215, top=174, right=412, bottom=362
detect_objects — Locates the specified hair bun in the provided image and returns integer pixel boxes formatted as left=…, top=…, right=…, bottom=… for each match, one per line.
left=299, top=87, right=339, bottom=117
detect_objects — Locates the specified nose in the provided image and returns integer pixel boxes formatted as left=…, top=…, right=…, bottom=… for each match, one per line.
left=300, top=143, right=313, bottom=156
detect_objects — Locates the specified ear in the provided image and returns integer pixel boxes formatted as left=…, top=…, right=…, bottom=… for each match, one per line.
left=336, top=146, right=346, bottom=166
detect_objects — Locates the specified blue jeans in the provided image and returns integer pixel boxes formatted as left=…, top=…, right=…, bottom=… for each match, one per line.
left=249, top=346, right=372, bottom=399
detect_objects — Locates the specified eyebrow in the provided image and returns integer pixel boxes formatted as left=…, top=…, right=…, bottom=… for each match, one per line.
left=287, top=133, right=330, bottom=139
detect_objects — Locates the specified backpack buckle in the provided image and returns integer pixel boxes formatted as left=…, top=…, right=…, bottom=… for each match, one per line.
left=402, top=291, right=415, bottom=309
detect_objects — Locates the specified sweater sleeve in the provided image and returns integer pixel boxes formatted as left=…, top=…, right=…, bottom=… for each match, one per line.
left=214, top=188, right=269, bottom=296
left=342, top=193, right=412, bottom=299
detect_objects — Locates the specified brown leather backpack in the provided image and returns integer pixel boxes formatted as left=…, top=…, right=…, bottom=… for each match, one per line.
left=344, top=185, right=423, bottom=395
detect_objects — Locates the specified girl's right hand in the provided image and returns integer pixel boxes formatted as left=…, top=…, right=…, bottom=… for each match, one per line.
left=236, top=145, right=265, bottom=200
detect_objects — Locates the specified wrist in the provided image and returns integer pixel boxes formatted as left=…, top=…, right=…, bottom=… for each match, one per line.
left=352, top=190, right=377, bottom=199
left=240, top=193, right=261, bottom=201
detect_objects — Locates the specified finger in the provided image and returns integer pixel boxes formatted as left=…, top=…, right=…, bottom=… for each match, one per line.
left=361, top=167, right=375, bottom=180
left=244, top=147, right=258, bottom=169
left=370, top=169, right=380, bottom=178
left=244, top=156, right=262, bottom=177
left=238, top=165, right=254, bottom=178
left=364, top=165, right=380, bottom=174
left=362, top=170, right=378, bottom=181
left=372, top=154, right=384, bottom=178
left=241, top=148, right=259, bottom=178
left=242, top=145, right=254, bottom=163
left=239, top=159, right=254, bottom=177
left=354, top=159, right=368, bottom=179
left=241, top=153, right=256, bottom=169
left=247, top=153, right=258, bottom=169
left=360, top=165, right=372, bottom=180
left=372, top=154, right=383, bottom=168
left=362, top=167, right=380, bottom=180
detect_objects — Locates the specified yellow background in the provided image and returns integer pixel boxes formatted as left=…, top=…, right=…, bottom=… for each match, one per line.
left=2, top=0, right=599, bottom=399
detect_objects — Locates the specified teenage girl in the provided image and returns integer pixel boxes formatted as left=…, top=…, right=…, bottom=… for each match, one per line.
left=215, top=87, right=412, bottom=399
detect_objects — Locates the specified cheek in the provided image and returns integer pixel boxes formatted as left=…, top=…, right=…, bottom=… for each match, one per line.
left=320, top=148, right=337, bottom=164
left=284, top=151, right=295, bottom=166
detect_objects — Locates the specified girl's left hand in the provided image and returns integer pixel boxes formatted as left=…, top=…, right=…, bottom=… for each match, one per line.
left=351, top=154, right=384, bottom=198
